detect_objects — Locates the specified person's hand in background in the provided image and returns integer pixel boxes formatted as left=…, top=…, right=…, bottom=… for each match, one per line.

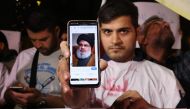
left=110, top=90, right=156, bottom=109
left=4, top=82, right=42, bottom=107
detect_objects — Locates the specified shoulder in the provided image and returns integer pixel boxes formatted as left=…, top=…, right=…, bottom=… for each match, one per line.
left=138, top=60, right=176, bottom=81
left=140, top=60, right=173, bottom=72
left=19, top=47, right=36, bottom=55
left=15, top=47, right=37, bottom=63
left=17, top=47, right=36, bottom=58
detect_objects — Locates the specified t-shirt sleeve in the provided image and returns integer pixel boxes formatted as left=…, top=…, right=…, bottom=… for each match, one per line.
left=160, top=70, right=182, bottom=108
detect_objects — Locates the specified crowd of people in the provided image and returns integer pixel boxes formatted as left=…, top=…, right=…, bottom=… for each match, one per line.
left=0, top=0, right=190, bottom=108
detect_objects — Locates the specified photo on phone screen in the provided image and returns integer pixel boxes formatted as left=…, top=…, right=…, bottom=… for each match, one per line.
left=68, top=20, right=100, bottom=87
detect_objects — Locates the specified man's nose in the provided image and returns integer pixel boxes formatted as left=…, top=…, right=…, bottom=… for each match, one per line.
left=80, top=45, right=85, bottom=48
left=161, top=21, right=170, bottom=28
left=112, top=32, right=121, bottom=44
left=34, top=41, right=42, bottom=48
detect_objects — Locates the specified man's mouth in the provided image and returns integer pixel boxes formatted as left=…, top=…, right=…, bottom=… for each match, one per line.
left=109, top=46, right=123, bottom=49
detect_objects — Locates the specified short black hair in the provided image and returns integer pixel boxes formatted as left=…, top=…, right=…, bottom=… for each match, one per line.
left=98, top=0, right=138, bottom=28
left=25, top=9, right=57, bottom=32
left=0, top=31, right=8, bottom=49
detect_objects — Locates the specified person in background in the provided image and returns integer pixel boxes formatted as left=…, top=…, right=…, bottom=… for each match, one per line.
left=138, top=16, right=190, bottom=107
left=73, top=33, right=95, bottom=66
left=0, top=31, right=18, bottom=107
left=180, top=17, right=190, bottom=53
left=137, top=15, right=175, bottom=67
left=0, top=31, right=18, bottom=71
left=57, top=0, right=182, bottom=108
left=1, top=9, right=65, bottom=108
left=172, top=18, right=190, bottom=106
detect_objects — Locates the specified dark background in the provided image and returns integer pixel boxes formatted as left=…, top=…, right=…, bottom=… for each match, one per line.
left=0, top=0, right=189, bottom=51
left=0, top=0, right=102, bottom=30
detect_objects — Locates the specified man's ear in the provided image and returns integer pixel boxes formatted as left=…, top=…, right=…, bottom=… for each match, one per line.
left=136, top=27, right=147, bottom=46
left=0, top=42, right=4, bottom=50
left=55, top=26, right=61, bottom=38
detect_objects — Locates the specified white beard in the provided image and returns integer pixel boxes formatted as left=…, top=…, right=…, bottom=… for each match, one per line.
left=76, top=49, right=91, bottom=59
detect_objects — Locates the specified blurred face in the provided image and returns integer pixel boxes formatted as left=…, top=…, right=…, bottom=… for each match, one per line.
left=141, top=20, right=173, bottom=51
left=27, top=28, right=59, bottom=55
left=100, top=16, right=137, bottom=62
left=76, top=40, right=92, bottom=59
left=147, top=21, right=171, bottom=46
left=78, top=40, right=91, bottom=53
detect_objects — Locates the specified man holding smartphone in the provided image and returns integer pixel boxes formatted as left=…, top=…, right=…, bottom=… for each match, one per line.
left=1, top=9, right=65, bottom=108
left=57, top=0, right=182, bottom=108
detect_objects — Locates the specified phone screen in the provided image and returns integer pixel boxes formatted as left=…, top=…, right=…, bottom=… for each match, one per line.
left=10, top=86, right=24, bottom=92
left=68, top=20, right=100, bottom=87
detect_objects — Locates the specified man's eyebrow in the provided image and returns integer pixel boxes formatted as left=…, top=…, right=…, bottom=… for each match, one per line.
left=30, top=36, right=48, bottom=42
left=117, top=27, right=131, bottom=30
left=100, top=28, right=113, bottom=32
left=101, top=27, right=131, bottom=31
left=39, top=37, right=48, bottom=40
left=100, top=28, right=111, bottom=30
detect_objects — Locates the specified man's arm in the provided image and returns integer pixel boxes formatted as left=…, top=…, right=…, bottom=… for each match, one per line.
left=57, top=41, right=108, bottom=108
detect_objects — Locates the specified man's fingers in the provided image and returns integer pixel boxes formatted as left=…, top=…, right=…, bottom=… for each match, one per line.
left=60, top=41, right=70, bottom=58
left=58, top=57, right=69, bottom=73
left=59, top=41, right=72, bottom=93
left=57, top=51, right=71, bottom=93
left=61, top=72, right=71, bottom=92
left=57, top=71, right=70, bottom=93
left=116, top=90, right=141, bottom=102
left=100, top=59, right=108, bottom=71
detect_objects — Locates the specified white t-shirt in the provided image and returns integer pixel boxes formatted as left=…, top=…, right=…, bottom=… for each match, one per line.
left=1, top=47, right=62, bottom=99
left=0, top=63, right=9, bottom=102
left=95, top=60, right=181, bottom=108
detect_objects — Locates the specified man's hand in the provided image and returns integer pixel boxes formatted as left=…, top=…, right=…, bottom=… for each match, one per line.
left=4, top=83, right=42, bottom=107
left=110, top=90, right=155, bottom=109
left=57, top=41, right=107, bottom=108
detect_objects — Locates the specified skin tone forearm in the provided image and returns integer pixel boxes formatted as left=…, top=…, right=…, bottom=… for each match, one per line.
left=62, top=88, right=90, bottom=108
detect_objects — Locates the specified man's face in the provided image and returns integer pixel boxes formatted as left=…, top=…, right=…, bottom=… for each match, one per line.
left=27, top=28, right=59, bottom=55
left=76, top=40, right=92, bottom=59
left=146, top=21, right=171, bottom=46
left=78, top=40, right=91, bottom=53
left=100, top=16, right=137, bottom=62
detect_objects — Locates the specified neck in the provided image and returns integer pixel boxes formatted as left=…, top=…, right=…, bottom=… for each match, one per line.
left=146, top=47, right=167, bottom=65
left=49, top=43, right=60, bottom=55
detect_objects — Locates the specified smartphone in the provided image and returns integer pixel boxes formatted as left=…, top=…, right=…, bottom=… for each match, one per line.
left=10, top=86, right=24, bottom=92
left=68, top=20, right=100, bottom=87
